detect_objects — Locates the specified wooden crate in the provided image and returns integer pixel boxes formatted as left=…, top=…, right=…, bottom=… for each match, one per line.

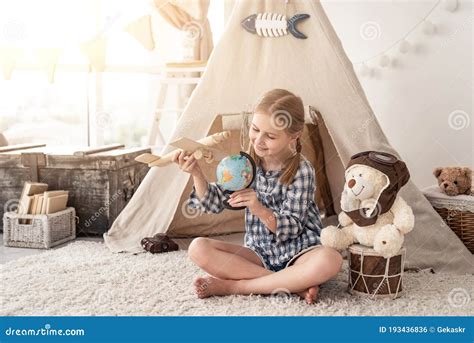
left=0, top=144, right=150, bottom=235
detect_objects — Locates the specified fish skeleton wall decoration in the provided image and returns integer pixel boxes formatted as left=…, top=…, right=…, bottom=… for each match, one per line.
left=241, top=13, right=310, bottom=39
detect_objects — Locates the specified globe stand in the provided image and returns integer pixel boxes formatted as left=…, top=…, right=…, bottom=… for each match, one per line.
left=222, top=191, right=246, bottom=211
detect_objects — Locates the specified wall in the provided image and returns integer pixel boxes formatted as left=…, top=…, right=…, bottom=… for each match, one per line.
left=320, top=0, right=472, bottom=189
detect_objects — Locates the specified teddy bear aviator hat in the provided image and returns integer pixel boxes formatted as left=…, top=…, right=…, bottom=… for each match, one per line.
left=343, top=151, right=410, bottom=227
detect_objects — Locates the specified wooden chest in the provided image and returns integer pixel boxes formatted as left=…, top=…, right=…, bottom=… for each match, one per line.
left=0, top=144, right=150, bottom=235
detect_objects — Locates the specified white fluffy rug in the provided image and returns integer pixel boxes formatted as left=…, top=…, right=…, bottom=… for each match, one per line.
left=1, top=241, right=472, bottom=316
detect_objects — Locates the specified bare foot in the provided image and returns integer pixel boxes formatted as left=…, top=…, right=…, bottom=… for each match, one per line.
left=296, top=285, right=319, bottom=304
left=193, top=275, right=235, bottom=299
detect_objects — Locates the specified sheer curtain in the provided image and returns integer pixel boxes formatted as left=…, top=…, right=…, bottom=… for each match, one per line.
left=153, top=0, right=213, bottom=61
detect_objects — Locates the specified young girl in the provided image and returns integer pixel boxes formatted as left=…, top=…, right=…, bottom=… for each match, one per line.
left=172, top=89, right=343, bottom=304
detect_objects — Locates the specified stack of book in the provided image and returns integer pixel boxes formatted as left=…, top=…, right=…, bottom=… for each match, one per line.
left=18, top=182, right=69, bottom=223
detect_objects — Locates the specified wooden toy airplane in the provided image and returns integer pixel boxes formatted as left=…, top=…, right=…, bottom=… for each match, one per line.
left=135, top=131, right=231, bottom=167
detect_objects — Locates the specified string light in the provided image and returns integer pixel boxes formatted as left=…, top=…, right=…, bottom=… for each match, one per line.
left=443, top=0, right=458, bottom=12
left=422, top=20, right=436, bottom=35
left=379, top=55, right=390, bottom=68
left=354, top=0, right=443, bottom=68
left=398, top=40, right=411, bottom=54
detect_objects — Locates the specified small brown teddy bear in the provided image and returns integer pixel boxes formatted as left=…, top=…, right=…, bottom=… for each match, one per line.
left=433, top=167, right=473, bottom=196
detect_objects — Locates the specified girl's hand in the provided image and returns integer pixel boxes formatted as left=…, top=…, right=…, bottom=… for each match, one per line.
left=228, top=188, right=263, bottom=214
left=171, top=150, right=203, bottom=177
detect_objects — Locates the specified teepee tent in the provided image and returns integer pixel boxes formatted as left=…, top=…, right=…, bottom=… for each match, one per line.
left=104, top=0, right=474, bottom=275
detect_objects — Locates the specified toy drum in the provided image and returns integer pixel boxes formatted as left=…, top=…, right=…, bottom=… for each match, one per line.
left=347, top=244, right=406, bottom=299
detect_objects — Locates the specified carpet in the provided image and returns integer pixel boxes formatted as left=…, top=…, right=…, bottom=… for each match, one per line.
left=1, top=241, right=472, bottom=316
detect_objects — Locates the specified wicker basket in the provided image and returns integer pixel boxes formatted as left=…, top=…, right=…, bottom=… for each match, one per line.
left=3, top=207, right=76, bottom=249
left=423, top=185, right=474, bottom=254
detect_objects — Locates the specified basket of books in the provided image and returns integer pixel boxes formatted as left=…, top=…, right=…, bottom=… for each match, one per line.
left=3, top=182, right=76, bottom=249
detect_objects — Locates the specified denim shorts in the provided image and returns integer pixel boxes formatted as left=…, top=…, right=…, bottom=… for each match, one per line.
left=251, top=244, right=323, bottom=272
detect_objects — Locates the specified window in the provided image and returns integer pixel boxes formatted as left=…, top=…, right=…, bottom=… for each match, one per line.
left=0, top=0, right=225, bottom=147
left=0, top=72, right=89, bottom=145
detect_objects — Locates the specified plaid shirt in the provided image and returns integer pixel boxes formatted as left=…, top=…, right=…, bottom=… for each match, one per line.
left=187, top=156, right=322, bottom=269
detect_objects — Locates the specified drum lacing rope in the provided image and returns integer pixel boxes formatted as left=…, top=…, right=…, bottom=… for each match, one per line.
left=349, top=248, right=405, bottom=300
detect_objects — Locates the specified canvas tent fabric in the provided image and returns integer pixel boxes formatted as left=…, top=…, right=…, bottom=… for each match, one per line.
left=104, top=0, right=474, bottom=275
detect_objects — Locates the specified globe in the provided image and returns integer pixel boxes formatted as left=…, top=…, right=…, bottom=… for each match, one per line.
left=216, top=152, right=255, bottom=192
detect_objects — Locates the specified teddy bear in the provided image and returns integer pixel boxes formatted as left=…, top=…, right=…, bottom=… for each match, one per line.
left=321, top=151, right=415, bottom=258
left=433, top=167, right=473, bottom=196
